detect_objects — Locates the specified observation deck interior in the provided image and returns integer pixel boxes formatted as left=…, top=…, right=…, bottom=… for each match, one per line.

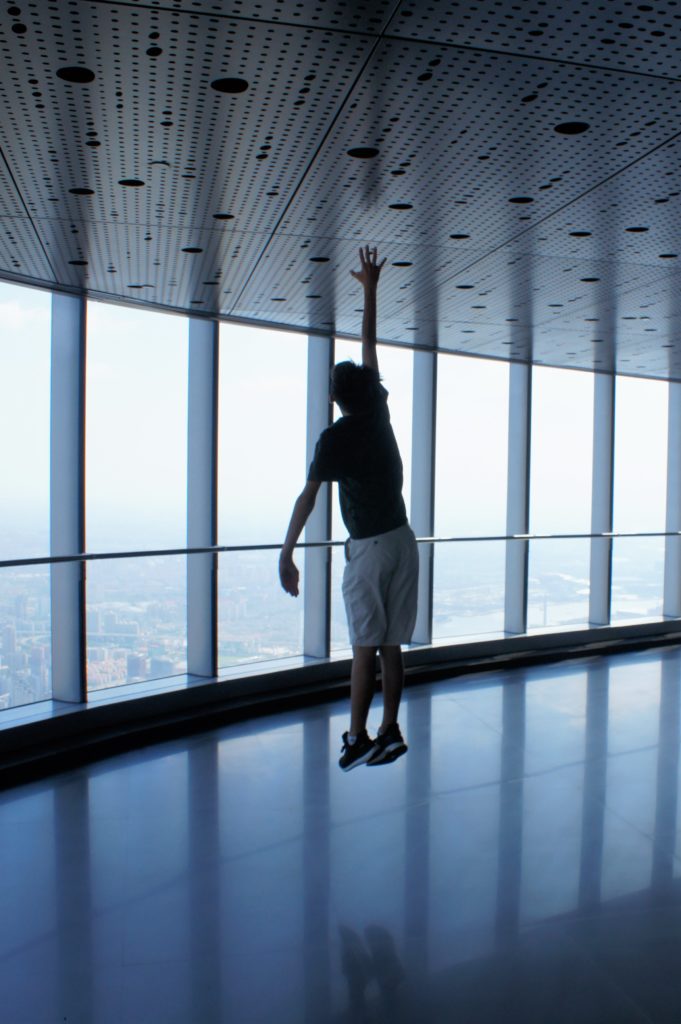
left=4, top=0, right=681, bottom=1021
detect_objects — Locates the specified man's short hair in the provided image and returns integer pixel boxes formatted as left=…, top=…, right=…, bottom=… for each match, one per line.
left=330, top=360, right=382, bottom=413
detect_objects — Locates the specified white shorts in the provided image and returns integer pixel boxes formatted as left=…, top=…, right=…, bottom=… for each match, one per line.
left=342, top=523, right=419, bottom=647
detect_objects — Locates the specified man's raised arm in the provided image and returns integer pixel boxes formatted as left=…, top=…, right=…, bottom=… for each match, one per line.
left=350, top=245, right=386, bottom=372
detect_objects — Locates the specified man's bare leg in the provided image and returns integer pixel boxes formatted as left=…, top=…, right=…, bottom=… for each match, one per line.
left=378, top=645, right=404, bottom=732
left=349, top=645, right=378, bottom=736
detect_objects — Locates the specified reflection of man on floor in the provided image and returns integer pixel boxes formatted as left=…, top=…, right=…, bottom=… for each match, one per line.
left=279, top=246, right=418, bottom=770
left=339, top=924, right=405, bottom=1019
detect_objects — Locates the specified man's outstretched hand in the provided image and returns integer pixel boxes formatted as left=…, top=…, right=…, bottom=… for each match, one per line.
left=279, top=554, right=300, bottom=597
left=350, top=245, right=386, bottom=291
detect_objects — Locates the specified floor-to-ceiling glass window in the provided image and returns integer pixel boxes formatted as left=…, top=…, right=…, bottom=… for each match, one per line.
left=611, top=375, right=668, bottom=622
left=85, top=301, right=188, bottom=690
left=433, top=354, right=509, bottom=640
left=0, top=282, right=52, bottom=708
left=3, top=274, right=680, bottom=718
left=217, top=324, right=307, bottom=668
left=528, top=365, right=594, bottom=630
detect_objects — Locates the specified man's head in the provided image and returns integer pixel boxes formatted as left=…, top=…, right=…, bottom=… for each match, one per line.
left=330, top=360, right=381, bottom=414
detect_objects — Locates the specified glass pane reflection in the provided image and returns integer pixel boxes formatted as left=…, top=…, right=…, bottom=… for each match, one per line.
left=527, top=539, right=591, bottom=630
left=611, top=536, right=664, bottom=622
left=432, top=541, right=505, bottom=641
left=217, top=550, right=304, bottom=668
left=86, top=556, right=187, bottom=691
left=0, top=566, right=51, bottom=708
left=0, top=282, right=51, bottom=560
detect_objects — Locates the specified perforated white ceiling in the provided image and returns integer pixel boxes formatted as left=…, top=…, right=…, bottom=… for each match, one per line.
left=2, top=0, right=681, bottom=378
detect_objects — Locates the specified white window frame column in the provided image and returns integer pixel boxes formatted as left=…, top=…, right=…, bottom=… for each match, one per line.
left=589, top=372, right=616, bottom=625
left=50, top=292, right=86, bottom=702
left=663, top=380, right=681, bottom=618
left=410, top=350, right=437, bottom=645
left=187, top=317, right=218, bottom=676
left=304, top=335, right=333, bottom=658
left=504, top=362, right=532, bottom=635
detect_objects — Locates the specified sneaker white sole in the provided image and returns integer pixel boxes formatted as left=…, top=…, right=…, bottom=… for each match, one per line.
left=339, top=745, right=378, bottom=771
left=367, top=742, right=407, bottom=766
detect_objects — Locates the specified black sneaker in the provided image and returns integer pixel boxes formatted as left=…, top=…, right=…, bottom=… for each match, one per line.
left=367, top=724, right=407, bottom=766
left=339, top=730, right=377, bottom=771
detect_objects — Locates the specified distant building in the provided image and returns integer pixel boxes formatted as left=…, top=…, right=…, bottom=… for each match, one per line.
left=103, top=612, right=118, bottom=632
left=149, top=656, right=175, bottom=678
left=127, top=654, right=148, bottom=679
left=2, top=625, right=16, bottom=656
left=87, top=610, right=101, bottom=634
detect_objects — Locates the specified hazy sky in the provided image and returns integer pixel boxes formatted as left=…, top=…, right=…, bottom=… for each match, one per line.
left=0, top=279, right=672, bottom=558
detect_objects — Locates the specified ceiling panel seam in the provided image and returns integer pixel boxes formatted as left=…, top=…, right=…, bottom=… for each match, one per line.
left=381, top=34, right=681, bottom=86
left=0, top=145, right=57, bottom=284
left=86, top=0, right=394, bottom=39
left=83, top=1, right=681, bottom=86
left=227, top=0, right=404, bottom=314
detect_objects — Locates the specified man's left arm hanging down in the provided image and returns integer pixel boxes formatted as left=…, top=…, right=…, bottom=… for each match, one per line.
left=279, top=478, right=322, bottom=596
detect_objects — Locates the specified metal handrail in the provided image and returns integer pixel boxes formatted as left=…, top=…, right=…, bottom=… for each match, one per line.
left=1, top=530, right=678, bottom=569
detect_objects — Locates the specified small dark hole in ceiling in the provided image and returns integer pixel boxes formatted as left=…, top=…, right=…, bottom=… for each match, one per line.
left=57, top=66, right=95, bottom=84
left=554, top=122, right=590, bottom=135
left=211, top=78, right=249, bottom=94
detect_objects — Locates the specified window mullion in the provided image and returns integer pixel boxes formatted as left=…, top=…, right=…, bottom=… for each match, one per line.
left=187, top=317, right=218, bottom=676
left=504, top=362, right=532, bottom=635
left=663, top=381, right=681, bottom=617
left=50, top=293, right=86, bottom=702
left=589, top=372, right=615, bottom=625
left=410, top=350, right=437, bottom=645
left=304, top=335, right=333, bottom=658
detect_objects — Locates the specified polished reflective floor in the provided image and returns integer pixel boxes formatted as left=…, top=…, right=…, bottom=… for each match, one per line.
left=4, top=647, right=681, bottom=1022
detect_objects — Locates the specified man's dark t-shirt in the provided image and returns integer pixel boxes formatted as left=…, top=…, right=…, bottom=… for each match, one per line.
left=307, top=382, right=407, bottom=540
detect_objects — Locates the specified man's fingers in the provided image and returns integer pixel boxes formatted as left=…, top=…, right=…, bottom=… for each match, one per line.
left=279, top=561, right=299, bottom=597
left=354, top=245, right=385, bottom=278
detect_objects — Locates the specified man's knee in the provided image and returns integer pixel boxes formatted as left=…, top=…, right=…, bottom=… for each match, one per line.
left=352, top=645, right=378, bottom=664
left=379, top=644, right=402, bottom=659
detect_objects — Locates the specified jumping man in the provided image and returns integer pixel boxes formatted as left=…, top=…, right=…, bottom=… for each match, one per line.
left=278, top=246, right=419, bottom=770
